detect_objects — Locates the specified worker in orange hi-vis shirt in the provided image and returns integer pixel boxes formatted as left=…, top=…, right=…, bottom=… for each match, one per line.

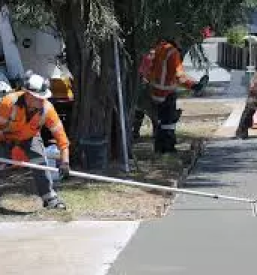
left=148, top=38, right=208, bottom=153
left=0, top=71, right=70, bottom=209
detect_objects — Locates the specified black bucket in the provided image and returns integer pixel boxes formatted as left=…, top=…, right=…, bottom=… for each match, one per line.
left=79, top=137, right=108, bottom=170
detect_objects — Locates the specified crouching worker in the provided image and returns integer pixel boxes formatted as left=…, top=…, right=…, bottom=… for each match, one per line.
left=0, top=71, right=70, bottom=209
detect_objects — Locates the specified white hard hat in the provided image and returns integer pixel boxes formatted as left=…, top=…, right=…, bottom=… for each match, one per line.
left=23, top=70, right=52, bottom=99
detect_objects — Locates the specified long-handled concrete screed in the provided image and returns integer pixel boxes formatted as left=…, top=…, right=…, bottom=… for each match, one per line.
left=0, top=157, right=257, bottom=216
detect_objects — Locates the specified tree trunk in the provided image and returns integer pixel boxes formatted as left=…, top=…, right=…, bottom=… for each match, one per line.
left=49, top=1, right=120, bottom=169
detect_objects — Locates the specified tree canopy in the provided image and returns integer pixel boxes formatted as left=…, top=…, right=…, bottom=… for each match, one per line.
left=7, top=0, right=257, bottom=67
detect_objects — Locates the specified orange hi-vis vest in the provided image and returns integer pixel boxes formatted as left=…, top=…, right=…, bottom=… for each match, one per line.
left=149, top=41, right=196, bottom=103
left=0, top=91, right=69, bottom=150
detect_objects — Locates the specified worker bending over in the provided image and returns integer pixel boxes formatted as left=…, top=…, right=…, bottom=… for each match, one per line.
left=0, top=71, right=70, bottom=209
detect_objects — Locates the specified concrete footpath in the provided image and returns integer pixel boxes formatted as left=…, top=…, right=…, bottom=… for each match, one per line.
left=108, top=138, right=257, bottom=275
left=0, top=221, right=140, bottom=275
left=108, top=70, right=257, bottom=274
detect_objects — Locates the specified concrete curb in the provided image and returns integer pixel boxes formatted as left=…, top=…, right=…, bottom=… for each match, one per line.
left=214, top=101, right=246, bottom=138
left=176, top=139, right=205, bottom=188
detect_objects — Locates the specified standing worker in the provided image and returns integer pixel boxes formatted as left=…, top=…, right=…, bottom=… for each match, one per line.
left=148, top=38, right=208, bottom=153
left=236, top=70, right=257, bottom=139
left=0, top=71, right=70, bottom=209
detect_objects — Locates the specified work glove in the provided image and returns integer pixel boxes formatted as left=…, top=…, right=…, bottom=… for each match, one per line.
left=59, top=162, right=70, bottom=180
left=192, top=74, right=209, bottom=97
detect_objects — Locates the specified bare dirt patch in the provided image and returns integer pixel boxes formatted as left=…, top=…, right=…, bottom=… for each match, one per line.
left=0, top=100, right=232, bottom=222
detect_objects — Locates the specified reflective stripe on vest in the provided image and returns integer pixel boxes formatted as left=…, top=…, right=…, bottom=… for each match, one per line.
left=150, top=48, right=177, bottom=91
left=151, top=95, right=166, bottom=103
left=161, top=123, right=176, bottom=130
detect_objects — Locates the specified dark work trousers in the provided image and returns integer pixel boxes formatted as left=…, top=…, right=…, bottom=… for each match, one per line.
left=154, top=93, right=182, bottom=153
left=132, top=108, right=145, bottom=139
left=237, top=96, right=257, bottom=138
left=132, top=83, right=158, bottom=139
left=0, top=135, right=57, bottom=202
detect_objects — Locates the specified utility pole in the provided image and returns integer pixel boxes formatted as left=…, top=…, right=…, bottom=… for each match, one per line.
left=113, top=35, right=130, bottom=172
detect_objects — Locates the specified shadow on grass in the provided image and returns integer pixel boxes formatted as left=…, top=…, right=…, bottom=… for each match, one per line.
left=0, top=205, right=35, bottom=216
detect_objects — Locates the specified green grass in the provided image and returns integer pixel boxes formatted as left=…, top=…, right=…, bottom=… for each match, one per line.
left=0, top=184, right=135, bottom=222
left=0, top=101, right=229, bottom=222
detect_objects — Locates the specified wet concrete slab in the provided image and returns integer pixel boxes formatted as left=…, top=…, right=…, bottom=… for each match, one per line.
left=0, top=221, right=140, bottom=275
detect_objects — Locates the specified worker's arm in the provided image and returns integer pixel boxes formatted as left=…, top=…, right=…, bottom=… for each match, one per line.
left=0, top=95, right=14, bottom=140
left=58, top=147, right=70, bottom=179
left=60, top=147, right=69, bottom=164
left=44, top=103, right=70, bottom=179
left=171, top=49, right=209, bottom=95
left=171, top=49, right=196, bottom=89
left=44, top=101, right=70, bottom=155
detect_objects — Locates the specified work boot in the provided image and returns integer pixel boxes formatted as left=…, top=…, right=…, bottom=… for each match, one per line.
left=154, top=137, right=164, bottom=153
left=163, top=129, right=177, bottom=153
left=154, top=128, right=177, bottom=153
left=154, top=126, right=165, bottom=153
left=43, top=196, right=66, bottom=210
left=132, top=109, right=145, bottom=139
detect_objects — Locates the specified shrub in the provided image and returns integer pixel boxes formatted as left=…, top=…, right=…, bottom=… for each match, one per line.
left=225, top=25, right=248, bottom=47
